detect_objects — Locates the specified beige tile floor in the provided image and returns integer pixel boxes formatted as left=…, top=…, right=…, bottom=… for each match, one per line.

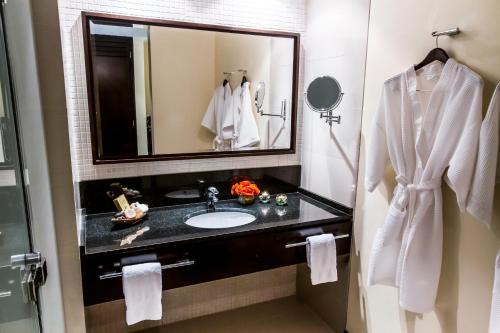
left=139, top=296, right=335, bottom=333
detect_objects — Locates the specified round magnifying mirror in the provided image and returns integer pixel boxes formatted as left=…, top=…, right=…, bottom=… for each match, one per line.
left=305, top=76, right=343, bottom=112
left=255, top=81, right=265, bottom=111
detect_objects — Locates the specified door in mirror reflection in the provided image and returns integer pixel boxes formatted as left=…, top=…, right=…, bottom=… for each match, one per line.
left=84, top=14, right=299, bottom=162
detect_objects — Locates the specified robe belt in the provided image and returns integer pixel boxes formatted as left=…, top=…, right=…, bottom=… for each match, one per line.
left=212, top=136, right=223, bottom=150
left=395, top=175, right=442, bottom=224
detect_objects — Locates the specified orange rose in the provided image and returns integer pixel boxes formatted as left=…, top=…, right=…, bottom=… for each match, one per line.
left=231, top=181, right=260, bottom=196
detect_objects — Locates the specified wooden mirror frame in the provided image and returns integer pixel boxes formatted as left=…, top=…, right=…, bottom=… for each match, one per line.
left=82, top=12, right=300, bottom=164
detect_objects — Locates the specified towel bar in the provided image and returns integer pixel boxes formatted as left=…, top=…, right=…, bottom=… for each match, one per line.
left=99, top=259, right=195, bottom=280
left=284, top=234, right=349, bottom=249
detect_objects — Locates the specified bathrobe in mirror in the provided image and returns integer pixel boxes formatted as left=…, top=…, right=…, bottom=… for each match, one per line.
left=202, top=84, right=232, bottom=150
left=365, top=59, right=483, bottom=313
left=223, top=82, right=260, bottom=149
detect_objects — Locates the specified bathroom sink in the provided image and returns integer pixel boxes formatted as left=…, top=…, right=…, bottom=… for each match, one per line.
left=184, top=209, right=256, bottom=229
left=165, top=189, right=200, bottom=199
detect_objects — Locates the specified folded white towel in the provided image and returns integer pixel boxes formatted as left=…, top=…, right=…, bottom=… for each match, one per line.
left=306, top=234, right=338, bottom=285
left=490, top=251, right=500, bottom=333
left=122, top=262, right=162, bottom=325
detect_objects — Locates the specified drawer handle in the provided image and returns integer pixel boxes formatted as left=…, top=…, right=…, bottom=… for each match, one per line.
left=285, top=234, right=349, bottom=249
left=0, top=290, right=12, bottom=298
left=99, top=259, right=195, bottom=280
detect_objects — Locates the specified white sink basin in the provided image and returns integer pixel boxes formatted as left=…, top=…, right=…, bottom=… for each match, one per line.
left=165, top=189, right=200, bottom=199
left=184, top=209, right=256, bottom=229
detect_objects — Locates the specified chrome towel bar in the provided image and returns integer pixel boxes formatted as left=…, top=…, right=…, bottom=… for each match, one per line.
left=99, top=259, right=195, bottom=280
left=285, top=234, right=349, bottom=249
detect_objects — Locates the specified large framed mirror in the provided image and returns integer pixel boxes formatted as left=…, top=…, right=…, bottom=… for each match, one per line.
left=82, top=13, right=300, bottom=164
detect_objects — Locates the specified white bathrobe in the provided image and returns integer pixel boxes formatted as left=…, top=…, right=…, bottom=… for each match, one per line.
left=466, top=83, right=500, bottom=226
left=490, top=251, right=500, bottom=333
left=222, top=82, right=260, bottom=148
left=365, top=59, right=483, bottom=313
left=202, top=84, right=232, bottom=150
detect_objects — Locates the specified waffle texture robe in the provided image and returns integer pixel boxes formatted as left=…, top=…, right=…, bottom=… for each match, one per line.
left=365, top=59, right=483, bottom=313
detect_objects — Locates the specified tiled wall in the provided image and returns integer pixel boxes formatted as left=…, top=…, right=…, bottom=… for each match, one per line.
left=57, top=0, right=306, bottom=181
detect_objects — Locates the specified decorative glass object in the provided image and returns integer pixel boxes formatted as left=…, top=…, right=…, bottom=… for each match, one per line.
left=275, top=194, right=288, bottom=206
left=238, top=195, right=255, bottom=205
left=259, top=191, right=271, bottom=203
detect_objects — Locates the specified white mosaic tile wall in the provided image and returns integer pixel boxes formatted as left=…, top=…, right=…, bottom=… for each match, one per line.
left=56, top=0, right=306, bottom=181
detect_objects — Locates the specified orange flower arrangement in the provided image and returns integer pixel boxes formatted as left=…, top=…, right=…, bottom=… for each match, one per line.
left=231, top=180, right=261, bottom=197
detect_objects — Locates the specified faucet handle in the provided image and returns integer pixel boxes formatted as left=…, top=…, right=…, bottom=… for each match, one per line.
left=207, top=186, right=219, bottom=195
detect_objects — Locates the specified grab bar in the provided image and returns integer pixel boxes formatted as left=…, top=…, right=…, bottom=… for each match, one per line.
left=99, top=259, right=195, bottom=280
left=285, top=234, right=349, bottom=249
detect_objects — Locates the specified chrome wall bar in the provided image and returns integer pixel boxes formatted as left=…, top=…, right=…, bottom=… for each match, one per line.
left=431, top=28, right=461, bottom=48
left=222, top=69, right=247, bottom=75
left=99, top=259, right=195, bottom=280
left=285, top=234, right=349, bottom=249
left=431, top=28, right=460, bottom=37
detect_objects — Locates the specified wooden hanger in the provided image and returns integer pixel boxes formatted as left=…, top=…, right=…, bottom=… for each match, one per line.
left=414, top=48, right=449, bottom=71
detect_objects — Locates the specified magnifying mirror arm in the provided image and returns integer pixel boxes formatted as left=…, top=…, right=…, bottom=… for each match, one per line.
left=320, top=111, right=341, bottom=126
left=321, top=91, right=343, bottom=126
left=255, top=99, right=287, bottom=120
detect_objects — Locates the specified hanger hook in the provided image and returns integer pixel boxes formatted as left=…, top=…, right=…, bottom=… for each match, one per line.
left=435, top=35, right=440, bottom=48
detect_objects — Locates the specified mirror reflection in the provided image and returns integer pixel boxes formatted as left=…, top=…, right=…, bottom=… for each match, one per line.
left=255, top=82, right=265, bottom=112
left=87, top=18, right=297, bottom=160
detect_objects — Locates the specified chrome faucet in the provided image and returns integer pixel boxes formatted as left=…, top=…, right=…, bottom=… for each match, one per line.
left=206, top=186, right=219, bottom=210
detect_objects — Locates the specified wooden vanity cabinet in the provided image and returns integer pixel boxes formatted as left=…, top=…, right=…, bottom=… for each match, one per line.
left=81, top=220, right=352, bottom=305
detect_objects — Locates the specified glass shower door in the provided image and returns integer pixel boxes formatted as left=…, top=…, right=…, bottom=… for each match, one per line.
left=0, top=2, right=41, bottom=332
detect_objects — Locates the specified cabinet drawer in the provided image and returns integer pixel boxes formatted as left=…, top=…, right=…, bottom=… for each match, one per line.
left=82, top=220, right=352, bottom=305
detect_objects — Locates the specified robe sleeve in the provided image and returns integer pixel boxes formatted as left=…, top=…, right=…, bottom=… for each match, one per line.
left=446, top=78, right=483, bottom=211
left=465, top=83, right=499, bottom=225
left=201, top=92, right=217, bottom=134
left=365, top=84, right=390, bottom=192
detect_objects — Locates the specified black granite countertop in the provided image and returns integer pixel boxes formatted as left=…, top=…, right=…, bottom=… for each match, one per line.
left=83, top=192, right=351, bottom=255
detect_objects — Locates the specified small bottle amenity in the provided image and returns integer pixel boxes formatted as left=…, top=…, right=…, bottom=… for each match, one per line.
left=111, top=193, right=149, bottom=225
left=231, top=180, right=261, bottom=205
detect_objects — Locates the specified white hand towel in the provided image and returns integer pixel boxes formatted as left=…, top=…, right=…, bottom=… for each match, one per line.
left=122, top=262, right=162, bottom=325
left=306, top=234, right=338, bottom=285
left=490, top=251, right=500, bottom=333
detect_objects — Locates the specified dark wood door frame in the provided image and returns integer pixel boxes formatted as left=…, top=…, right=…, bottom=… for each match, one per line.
left=82, top=12, right=300, bottom=164
left=92, top=34, right=138, bottom=157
